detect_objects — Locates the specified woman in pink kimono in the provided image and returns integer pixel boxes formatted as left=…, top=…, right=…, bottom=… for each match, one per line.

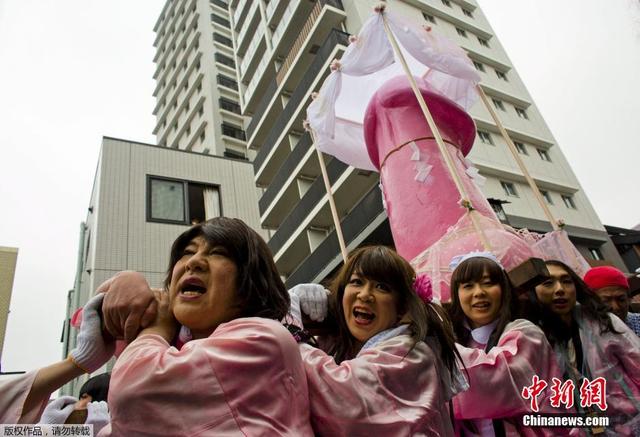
left=447, top=253, right=570, bottom=436
left=534, top=260, right=640, bottom=436
left=291, top=245, right=464, bottom=436
left=105, top=217, right=313, bottom=436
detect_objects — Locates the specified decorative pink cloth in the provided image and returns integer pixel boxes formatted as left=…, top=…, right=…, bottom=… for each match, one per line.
left=0, top=370, right=49, bottom=423
left=300, top=334, right=455, bottom=436
left=453, top=319, right=571, bottom=436
left=107, top=317, right=314, bottom=436
left=574, top=311, right=640, bottom=435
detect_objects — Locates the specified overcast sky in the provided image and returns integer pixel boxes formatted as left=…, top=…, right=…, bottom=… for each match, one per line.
left=0, top=0, right=639, bottom=373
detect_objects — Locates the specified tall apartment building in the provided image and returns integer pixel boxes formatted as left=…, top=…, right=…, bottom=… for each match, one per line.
left=226, top=0, right=625, bottom=287
left=0, top=246, right=18, bottom=364
left=152, top=0, right=249, bottom=159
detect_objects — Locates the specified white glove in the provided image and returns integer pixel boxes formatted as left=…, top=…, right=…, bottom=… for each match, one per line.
left=86, top=401, right=110, bottom=435
left=289, top=284, right=329, bottom=322
left=69, top=294, right=115, bottom=373
left=38, top=396, right=77, bottom=424
left=288, top=293, right=303, bottom=327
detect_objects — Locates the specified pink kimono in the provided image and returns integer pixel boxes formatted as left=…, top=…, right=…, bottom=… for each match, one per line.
left=453, top=319, right=572, bottom=436
left=107, top=317, right=314, bottom=436
left=571, top=310, right=640, bottom=436
left=0, top=371, right=48, bottom=423
left=301, top=329, right=457, bottom=436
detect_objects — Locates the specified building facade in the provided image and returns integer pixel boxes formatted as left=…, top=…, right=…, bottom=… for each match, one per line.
left=61, top=136, right=264, bottom=395
left=225, top=0, right=625, bottom=286
left=0, top=246, right=18, bottom=365
left=152, top=0, right=249, bottom=159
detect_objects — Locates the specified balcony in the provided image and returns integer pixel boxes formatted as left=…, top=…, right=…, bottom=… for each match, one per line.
left=232, top=0, right=250, bottom=31
left=239, top=28, right=266, bottom=81
left=252, top=29, right=349, bottom=184
left=285, top=184, right=390, bottom=286
left=210, top=0, right=228, bottom=11
left=244, top=1, right=345, bottom=138
left=236, top=1, right=260, bottom=56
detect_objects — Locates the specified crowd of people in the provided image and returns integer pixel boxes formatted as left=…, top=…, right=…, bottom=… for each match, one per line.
left=1, top=217, right=639, bottom=436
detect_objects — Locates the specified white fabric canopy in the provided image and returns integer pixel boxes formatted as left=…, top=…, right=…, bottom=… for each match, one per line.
left=306, top=8, right=480, bottom=171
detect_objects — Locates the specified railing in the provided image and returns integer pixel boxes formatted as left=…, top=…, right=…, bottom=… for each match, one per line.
left=266, top=0, right=280, bottom=22
left=211, top=0, right=229, bottom=11
left=271, top=0, right=299, bottom=52
left=215, top=53, right=235, bottom=68
left=211, top=13, right=230, bottom=28
left=217, top=74, right=238, bottom=90
left=213, top=32, right=233, bottom=48
left=221, top=122, right=246, bottom=140
left=219, top=97, right=241, bottom=114
left=246, top=79, right=277, bottom=138
left=275, top=0, right=344, bottom=85
left=258, top=132, right=313, bottom=214
left=253, top=29, right=349, bottom=173
left=244, top=54, right=270, bottom=101
left=240, top=27, right=265, bottom=76
left=285, top=184, right=386, bottom=287
left=236, top=1, right=259, bottom=54
left=267, top=157, right=347, bottom=256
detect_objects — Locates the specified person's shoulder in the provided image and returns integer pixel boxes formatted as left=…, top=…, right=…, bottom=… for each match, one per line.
left=504, top=318, right=542, bottom=334
left=216, top=317, right=295, bottom=344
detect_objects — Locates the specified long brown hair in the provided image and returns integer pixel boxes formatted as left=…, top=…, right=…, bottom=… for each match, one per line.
left=327, top=246, right=459, bottom=377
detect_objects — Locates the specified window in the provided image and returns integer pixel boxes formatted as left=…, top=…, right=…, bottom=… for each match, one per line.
left=147, top=176, right=221, bottom=225
left=539, top=190, right=553, bottom=205
left=478, top=37, right=489, bottom=47
left=186, top=126, right=191, bottom=136
left=213, top=33, right=233, bottom=47
left=217, top=74, right=238, bottom=90
left=562, top=195, right=577, bottom=209
left=219, top=97, right=241, bottom=114
left=215, top=53, right=236, bottom=68
left=472, top=60, right=485, bottom=72
left=221, top=122, right=246, bottom=140
left=588, top=247, right=604, bottom=260
left=441, top=0, right=451, bottom=7
left=211, top=14, right=230, bottom=28
left=462, top=8, right=474, bottom=18
left=422, top=12, right=436, bottom=24
left=488, top=199, right=509, bottom=223
left=211, top=0, right=228, bottom=8
left=477, top=130, right=493, bottom=145
left=200, top=131, right=206, bottom=142
left=495, top=70, right=508, bottom=81
left=456, top=28, right=467, bottom=38
left=492, top=98, right=505, bottom=111
left=198, top=105, right=204, bottom=116
left=224, top=149, right=247, bottom=160
left=537, top=148, right=551, bottom=162
left=501, top=181, right=518, bottom=197
left=514, top=141, right=527, bottom=155
left=515, top=107, right=529, bottom=119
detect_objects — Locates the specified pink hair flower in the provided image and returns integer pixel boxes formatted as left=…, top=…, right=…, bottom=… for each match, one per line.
left=374, top=1, right=387, bottom=13
left=348, top=34, right=358, bottom=44
left=413, top=273, right=433, bottom=304
left=330, top=59, right=342, bottom=71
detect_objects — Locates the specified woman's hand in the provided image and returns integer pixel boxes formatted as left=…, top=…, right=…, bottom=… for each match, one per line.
left=138, top=290, right=178, bottom=343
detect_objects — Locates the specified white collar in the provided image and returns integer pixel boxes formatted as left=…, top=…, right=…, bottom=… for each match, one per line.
left=466, top=319, right=499, bottom=345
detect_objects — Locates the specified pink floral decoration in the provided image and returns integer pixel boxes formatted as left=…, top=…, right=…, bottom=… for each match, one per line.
left=413, top=273, right=433, bottom=304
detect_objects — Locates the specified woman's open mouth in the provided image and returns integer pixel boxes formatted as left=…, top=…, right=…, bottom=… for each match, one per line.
left=353, top=307, right=375, bottom=325
left=179, top=277, right=207, bottom=299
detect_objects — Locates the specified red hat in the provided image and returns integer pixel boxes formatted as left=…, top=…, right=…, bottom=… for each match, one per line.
left=584, top=266, right=629, bottom=291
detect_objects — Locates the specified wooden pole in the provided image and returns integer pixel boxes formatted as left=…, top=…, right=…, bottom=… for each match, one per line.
left=309, top=128, right=349, bottom=263
left=476, top=85, right=560, bottom=231
left=381, top=12, right=492, bottom=251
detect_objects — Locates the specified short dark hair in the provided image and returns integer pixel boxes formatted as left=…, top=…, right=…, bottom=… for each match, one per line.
left=449, top=257, right=516, bottom=348
left=327, top=246, right=459, bottom=378
left=164, top=217, right=289, bottom=321
left=78, top=373, right=110, bottom=403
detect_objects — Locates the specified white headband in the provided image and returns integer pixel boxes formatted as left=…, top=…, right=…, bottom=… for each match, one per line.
left=449, top=251, right=503, bottom=272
